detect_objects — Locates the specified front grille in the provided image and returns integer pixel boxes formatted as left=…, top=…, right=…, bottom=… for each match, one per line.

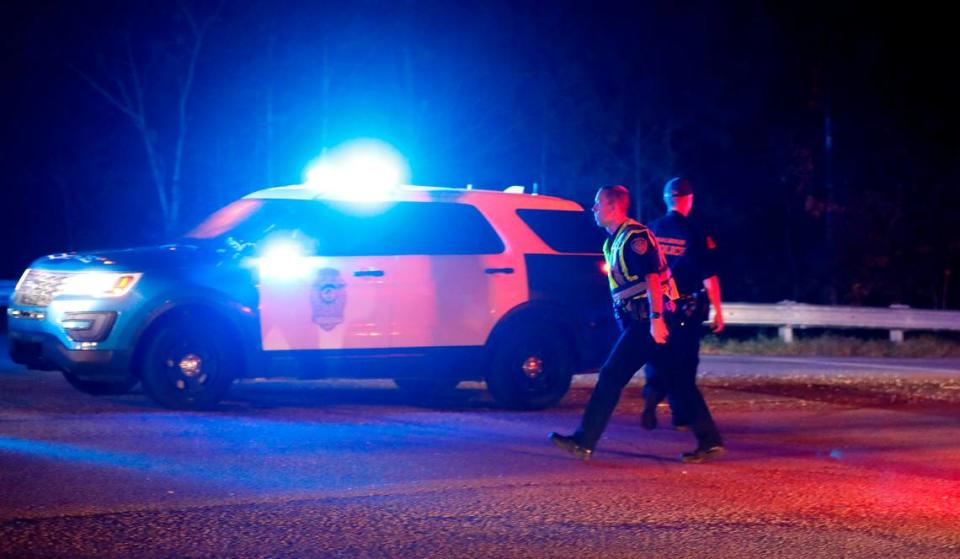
left=14, top=270, right=70, bottom=307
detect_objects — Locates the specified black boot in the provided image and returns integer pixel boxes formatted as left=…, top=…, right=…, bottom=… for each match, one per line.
left=548, top=432, right=593, bottom=461
left=680, top=444, right=725, bottom=464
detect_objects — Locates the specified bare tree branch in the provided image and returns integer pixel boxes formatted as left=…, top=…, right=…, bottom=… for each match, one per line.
left=179, top=0, right=201, bottom=38
left=69, top=65, right=140, bottom=123
left=168, top=0, right=224, bottom=229
left=123, top=33, right=147, bottom=125
left=72, top=3, right=223, bottom=234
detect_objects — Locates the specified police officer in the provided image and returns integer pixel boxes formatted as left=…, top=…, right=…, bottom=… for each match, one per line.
left=549, top=184, right=682, bottom=461
left=646, top=176, right=724, bottom=463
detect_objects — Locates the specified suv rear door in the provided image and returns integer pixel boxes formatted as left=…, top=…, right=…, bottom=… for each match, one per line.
left=379, top=201, right=517, bottom=348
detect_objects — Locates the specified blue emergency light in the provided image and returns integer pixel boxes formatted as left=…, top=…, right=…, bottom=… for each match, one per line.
left=303, top=139, right=410, bottom=203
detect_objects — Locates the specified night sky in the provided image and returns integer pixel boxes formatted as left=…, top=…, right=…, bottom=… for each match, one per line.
left=2, top=1, right=958, bottom=308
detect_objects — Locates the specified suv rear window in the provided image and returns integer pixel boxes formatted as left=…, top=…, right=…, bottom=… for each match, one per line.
left=517, top=209, right=605, bottom=254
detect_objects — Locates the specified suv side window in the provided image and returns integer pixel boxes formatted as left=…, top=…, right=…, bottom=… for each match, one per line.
left=379, top=202, right=504, bottom=255
left=516, top=209, right=605, bottom=253
left=302, top=201, right=504, bottom=256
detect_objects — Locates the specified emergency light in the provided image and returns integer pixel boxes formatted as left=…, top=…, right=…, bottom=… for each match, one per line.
left=303, top=139, right=410, bottom=203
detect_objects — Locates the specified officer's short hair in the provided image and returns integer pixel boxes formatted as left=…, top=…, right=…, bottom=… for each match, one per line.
left=664, top=177, right=694, bottom=197
left=599, top=184, right=630, bottom=210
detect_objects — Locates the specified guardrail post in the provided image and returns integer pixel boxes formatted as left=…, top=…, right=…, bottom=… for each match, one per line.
left=889, top=304, right=908, bottom=343
left=778, top=326, right=794, bottom=344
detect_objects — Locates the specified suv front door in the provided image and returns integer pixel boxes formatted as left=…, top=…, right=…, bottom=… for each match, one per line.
left=257, top=201, right=395, bottom=351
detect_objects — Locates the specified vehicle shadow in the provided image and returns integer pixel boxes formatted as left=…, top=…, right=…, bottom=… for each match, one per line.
left=223, top=380, right=500, bottom=412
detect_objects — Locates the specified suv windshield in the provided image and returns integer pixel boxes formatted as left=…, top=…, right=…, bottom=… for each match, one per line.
left=185, top=199, right=297, bottom=246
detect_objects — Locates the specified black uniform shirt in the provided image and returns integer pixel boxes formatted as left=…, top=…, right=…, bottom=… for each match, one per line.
left=649, top=211, right=718, bottom=296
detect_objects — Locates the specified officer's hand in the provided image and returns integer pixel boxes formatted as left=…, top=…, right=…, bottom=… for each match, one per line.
left=651, top=318, right=669, bottom=344
left=711, top=312, right=725, bottom=334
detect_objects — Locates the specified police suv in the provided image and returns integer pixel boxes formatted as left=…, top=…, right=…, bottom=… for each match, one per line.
left=7, top=184, right=614, bottom=410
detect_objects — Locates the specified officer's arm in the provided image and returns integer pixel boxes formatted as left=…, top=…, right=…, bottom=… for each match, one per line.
left=698, top=229, right=723, bottom=333
left=703, top=274, right=724, bottom=333
left=646, top=272, right=668, bottom=344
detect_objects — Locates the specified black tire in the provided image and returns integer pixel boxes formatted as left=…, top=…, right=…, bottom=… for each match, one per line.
left=486, top=324, right=573, bottom=410
left=394, top=378, right=460, bottom=397
left=138, top=317, right=236, bottom=410
left=62, top=371, right=138, bottom=396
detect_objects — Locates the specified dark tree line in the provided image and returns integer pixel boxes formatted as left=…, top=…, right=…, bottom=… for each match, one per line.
left=2, top=0, right=957, bottom=308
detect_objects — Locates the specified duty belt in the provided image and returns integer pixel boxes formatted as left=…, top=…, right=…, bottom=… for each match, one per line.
left=611, top=281, right=649, bottom=304
left=614, top=296, right=677, bottom=323
left=614, top=297, right=650, bottom=323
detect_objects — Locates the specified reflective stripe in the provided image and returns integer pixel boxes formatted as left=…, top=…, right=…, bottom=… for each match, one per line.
left=663, top=275, right=679, bottom=301
left=617, top=229, right=641, bottom=282
left=612, top=282, right=649, bottom=303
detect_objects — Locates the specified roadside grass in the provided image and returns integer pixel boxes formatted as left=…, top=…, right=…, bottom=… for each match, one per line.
left=701, top=334, right=960, bottom=358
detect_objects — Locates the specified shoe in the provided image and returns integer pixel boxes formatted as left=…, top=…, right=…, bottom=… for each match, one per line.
left=680, top=445, right=725, bottom=464
left=641, top=401, right=657, bottom=430
left=673, top=424, right=691, bottom=432
left=548, top=432, right=593, bottom=461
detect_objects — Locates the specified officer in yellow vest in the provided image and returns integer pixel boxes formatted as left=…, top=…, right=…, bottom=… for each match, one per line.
left=550, top=184, right=689, bottom=461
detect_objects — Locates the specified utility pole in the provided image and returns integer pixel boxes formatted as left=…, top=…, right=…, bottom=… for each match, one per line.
left=824, top=95, right=837, bottom=305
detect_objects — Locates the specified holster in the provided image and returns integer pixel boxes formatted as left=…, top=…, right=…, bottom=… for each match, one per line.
left=671, top=289, right=709, bottom=326
left=613, top=298, right=649, bottom=330
left=614, top=297, right=679, bottom=331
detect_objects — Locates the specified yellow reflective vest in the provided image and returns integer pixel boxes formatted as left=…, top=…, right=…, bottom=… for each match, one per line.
left=602, top=219, right=679, bottom=304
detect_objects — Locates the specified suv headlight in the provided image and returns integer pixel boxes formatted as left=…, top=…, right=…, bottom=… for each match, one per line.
left=59, top=272, right=142, bottom=298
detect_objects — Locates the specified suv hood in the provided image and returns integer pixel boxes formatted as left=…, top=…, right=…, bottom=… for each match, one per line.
left=30, top=243, right=218, bottom=273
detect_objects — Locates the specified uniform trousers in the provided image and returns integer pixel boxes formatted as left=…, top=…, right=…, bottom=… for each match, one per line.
left=574, top=319, right=664, bottom=450
left=575, top=317, right=723, bottom=451
left=647, top=315, right=723, bottom=449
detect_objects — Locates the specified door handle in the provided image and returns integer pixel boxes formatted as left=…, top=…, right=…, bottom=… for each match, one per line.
left=484, top=267, right=514, bottom=274
left=353, top=269, right=385, bottom=277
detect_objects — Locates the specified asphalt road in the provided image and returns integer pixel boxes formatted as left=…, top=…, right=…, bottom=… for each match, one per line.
left=1, top=346, right=959, bottom=558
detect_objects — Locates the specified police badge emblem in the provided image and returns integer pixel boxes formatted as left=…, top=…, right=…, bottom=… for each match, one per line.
left=631, top=237, right=648, bottom=255
left=310, top=268, right=347, bottom=331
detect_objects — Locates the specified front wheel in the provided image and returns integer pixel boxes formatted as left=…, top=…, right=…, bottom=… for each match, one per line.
left=138, top=319, right=236, bottom=410
left=62, top=371, right=138, bottom=396
left=486, top=325, right=573, bottom=410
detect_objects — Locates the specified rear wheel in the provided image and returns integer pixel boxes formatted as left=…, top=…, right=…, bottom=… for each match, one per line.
left=486, top=324, right=573, bottom=410
left=138, top=317, right=236, bottom=410
left=62, top=371, right=138, bottom=396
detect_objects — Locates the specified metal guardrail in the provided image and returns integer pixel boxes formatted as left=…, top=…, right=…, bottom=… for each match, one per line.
left=716, top=301, right=960, bottom=343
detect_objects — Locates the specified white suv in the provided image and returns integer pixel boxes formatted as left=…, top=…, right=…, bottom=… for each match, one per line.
left=8, top=184, right=614, bottom=409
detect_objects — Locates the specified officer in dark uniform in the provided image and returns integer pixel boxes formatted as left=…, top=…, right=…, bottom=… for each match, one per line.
left=646, top=176, right=724, bottom=463
left=550, top=184, right=699, bottom=461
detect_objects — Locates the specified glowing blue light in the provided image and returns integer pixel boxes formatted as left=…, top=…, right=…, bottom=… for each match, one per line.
left=303, top=139, right=410, bottom=203
left=256, top=239, right=314, bottom=281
